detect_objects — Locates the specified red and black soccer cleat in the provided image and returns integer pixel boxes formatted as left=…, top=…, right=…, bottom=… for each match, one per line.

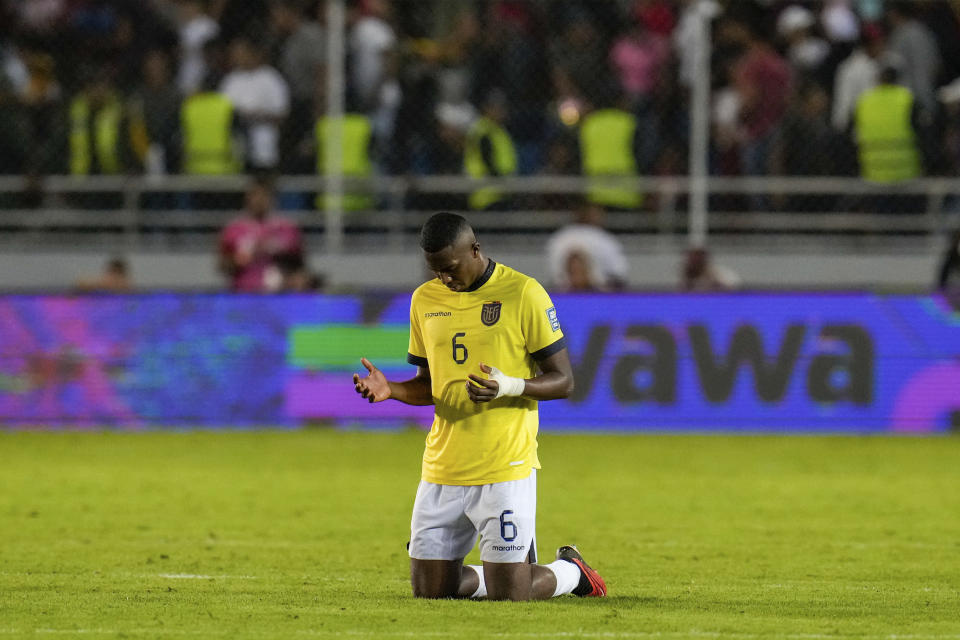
left=556, top=545, right=607, bottom=597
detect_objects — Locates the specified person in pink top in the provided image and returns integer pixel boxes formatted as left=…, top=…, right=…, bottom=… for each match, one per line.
left=725, top=18, right=793, bottom=210
left=610, top=18, right=671, bottom=107
left=218, top=177, right=305, bottom=292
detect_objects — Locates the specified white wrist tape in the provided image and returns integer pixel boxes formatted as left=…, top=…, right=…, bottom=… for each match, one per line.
left=488, top=365, right=525, bottom=399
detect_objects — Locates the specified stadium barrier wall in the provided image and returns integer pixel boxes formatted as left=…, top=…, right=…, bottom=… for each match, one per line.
left=0, top=292, right=957, bottom=432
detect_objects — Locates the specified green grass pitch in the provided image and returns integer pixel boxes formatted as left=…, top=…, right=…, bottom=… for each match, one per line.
left=1, top=429, right=959, bottom=639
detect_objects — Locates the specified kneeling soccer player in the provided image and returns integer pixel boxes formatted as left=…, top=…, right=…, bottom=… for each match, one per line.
left=352, top=212, right=606, bottom=601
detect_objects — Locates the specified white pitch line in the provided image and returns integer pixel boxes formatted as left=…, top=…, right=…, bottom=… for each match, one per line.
left=155, top=573, right=257, bottom=580
left=1, top=631, right=958, bottom=639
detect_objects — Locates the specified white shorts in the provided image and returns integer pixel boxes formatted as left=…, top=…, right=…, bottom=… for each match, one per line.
left=409, top=470, right=537, bottom=564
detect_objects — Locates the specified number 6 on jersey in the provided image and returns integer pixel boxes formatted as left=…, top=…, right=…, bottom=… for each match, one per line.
left=452, top=332, right=468, bottom=364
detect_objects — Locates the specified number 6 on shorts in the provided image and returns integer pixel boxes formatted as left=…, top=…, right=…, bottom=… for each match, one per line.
left=499, top=510, right=517, bottom=541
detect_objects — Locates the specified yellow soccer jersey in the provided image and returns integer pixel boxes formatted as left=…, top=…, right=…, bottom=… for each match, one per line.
left=407, top=260, right=566, bottom=486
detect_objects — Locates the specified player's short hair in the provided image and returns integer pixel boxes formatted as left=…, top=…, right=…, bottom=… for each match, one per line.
left=420, top=212, right=472, bottom=253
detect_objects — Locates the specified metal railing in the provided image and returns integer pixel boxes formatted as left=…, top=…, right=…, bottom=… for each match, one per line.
left=0, top=174, right=957, bottom=253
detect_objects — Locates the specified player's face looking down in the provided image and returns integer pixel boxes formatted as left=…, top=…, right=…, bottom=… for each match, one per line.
left=424, top=233, right=486, bottom=292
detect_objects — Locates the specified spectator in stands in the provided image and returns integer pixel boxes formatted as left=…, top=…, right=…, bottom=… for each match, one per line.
left=416, top=101, right=473, bottom=210
left=176, top=0, right=221, bottom=95
left=711, top=59, right=743, bottom=177
left=75, top=257, right=133, bottom=293
left=853, top=56, right=923, bottom=187
left=347, top=0, right=402, bottom=172
left=777, top=5, right=831, bottom=88
left=772, top=81, right=838, bottom=207
left=725, top=16, right=792, bottom=210
left=181, top=73, right=237, bottom=177
left=610, top=11, right=670, bottom=172
left=475, top=2, right=551, bottom=174
left=348, top=0, right=397, bottom=113
left=219, top=35, right=290, bottom=172
left=68, top=69, right=143, bottom=176
left=832, top=23, right=884, bottom=133
left=12, top=46, right=62, bottom=178
left=886, top=1, right=941, bottom=118
left=314, top=99, right=375, bottom=212
left=131, top=50, right=182, bottom=175
left=547, top=200, right=628, bottom=292
left=723, top=20, right=792, bottom=210
left=577, top=94, right=643, bottom=211
left=551, top=10, right=615, bottom=105
left=271, top=0, right=326, bottom=174
left=464, top=90, right=517, bottom=211
left=218, top=177, right=305, bottom=293
left=680, top=247, right=740, bottom=292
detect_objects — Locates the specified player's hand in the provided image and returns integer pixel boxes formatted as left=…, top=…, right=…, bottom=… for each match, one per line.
left=353, top=358, right=391, bottom=403
left=466, top=362, right=499, bottom=404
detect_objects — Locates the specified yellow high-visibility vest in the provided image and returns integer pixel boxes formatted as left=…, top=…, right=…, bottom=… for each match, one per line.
left=579, top=108, right=643, bottom=209
left=464, top=117, right=517, bottom=210
left=69, top=95, right=122, bottom=175
left=316, top=114, right=374, bottom=211
left=855, top=84, right=922, bottom=183
left=182, top=93, right=237, bottom=175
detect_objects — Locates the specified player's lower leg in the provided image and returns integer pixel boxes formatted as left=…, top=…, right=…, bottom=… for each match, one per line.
left=482, top=548, right=606, bottom=600
left=553, top=545, right=607, bottom=597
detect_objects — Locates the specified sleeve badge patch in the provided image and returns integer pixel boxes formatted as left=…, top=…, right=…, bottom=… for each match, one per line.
left=546, top=306, right=560, bottom=332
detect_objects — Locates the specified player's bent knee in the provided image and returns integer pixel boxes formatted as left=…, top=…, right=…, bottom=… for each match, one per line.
left=483, top=562, right=533, bottom=601
left=410, top=558, right=463, bottom=599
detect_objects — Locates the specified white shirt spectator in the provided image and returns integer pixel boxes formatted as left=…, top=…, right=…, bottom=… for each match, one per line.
left=177, top=13, right=219, bottom=94
left=220, top=66, right=290, bottom=169
left=547, top=224, right=629, bottom=291
left=832, top=48, right=879, bottom=131
left=349, top=15, right=396, bottom=108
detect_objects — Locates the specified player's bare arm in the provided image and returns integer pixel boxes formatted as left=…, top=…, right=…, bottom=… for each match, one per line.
left=465, top=348, right=574, bottom=403
left=353, top=358, right=433, bottom=405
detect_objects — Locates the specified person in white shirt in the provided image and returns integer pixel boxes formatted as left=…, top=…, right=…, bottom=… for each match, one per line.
left=220, top=36, right=290, bottom=171
left=547, top=201, right=629, bottom=292
left=348, top=0, right=396, bottom=111
left=832, top=23, right=884, bottom=132
left=176, top=0, right=220, bottom=95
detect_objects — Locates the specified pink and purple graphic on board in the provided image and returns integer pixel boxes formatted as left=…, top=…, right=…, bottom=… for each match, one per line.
left=0, top=293, right=957, bottom=431
left=0, top=298, right=139, bottom=426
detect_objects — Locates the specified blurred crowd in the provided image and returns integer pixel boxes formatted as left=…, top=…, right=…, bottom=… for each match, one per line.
left=0, top=0, right=960, bottom=212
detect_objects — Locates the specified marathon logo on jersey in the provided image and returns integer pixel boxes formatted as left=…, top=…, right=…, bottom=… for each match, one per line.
left=546, top=306, right=560, bottom=332
left=424, top=311, right=452, bottom=318
left=481, top=301, right=502, bottom=326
